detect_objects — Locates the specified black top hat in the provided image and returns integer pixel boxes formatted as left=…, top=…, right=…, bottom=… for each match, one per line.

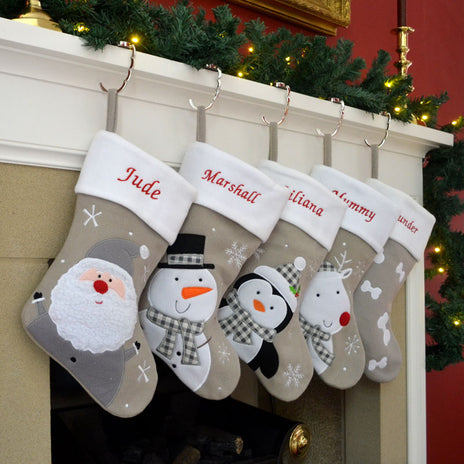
left=158, top=233, right=215, bottom=269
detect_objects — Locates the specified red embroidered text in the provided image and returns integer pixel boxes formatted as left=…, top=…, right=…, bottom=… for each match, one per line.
left=117, top=167, right=161, bottom=200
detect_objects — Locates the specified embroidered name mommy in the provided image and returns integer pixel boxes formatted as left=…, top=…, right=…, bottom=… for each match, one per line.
left=288, top=188, right=324, bottom=217
left=398, top=215, right=418, bottom=233
left=332, top=190, right=376, bottom=222
left=117, top=167, right=161, bottom=200
left=201, top=169, right=262, bottom=203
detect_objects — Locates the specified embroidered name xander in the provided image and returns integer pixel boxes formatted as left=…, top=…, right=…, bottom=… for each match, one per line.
left=332, top=190, right=375, bottom=222
left=201, top=170, right=262, bottom=203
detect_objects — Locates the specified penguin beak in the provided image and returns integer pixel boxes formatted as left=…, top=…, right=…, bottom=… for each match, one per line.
left=253, top=299, right=265, bottom=312
left=182, top=286, right=213, bottom=299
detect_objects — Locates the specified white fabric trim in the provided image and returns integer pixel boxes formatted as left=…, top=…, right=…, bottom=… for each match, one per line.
left=311, top=165, right=400, bottom=253
left=75, top=131, right=196, bottom=244
left=366, top=179, right=436, bottom=261
left=179, top=142, right=288, bottom=241
left=258, top=160, right=347, bottom=250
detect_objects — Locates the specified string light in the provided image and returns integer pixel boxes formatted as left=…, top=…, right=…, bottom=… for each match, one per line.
left=438, top=267, right=445, bottom=273
left=421, top=114, right=429, bottom=121
left=130, top=35, right=140, bottom=44
left=434, top=246, right=441, bottom=253
left=453, top=319, right=461, bottom=327
left=248, top=46, right=254, bottom=53
left=237, top=71, right=244, bottom=78
left=394, top=106, right=402, bottom=113
left=74, top=23, right=89, bottom=33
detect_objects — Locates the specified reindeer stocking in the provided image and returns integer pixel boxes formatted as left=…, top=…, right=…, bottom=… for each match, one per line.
left=299, top=165, right=400, bottom=390
left=218, top=161, right=347, bottom=401
left=139, top=142, right=288, bottom=400
left=353, top=179, right=435, bottom=382
left=22, top=131, right=196, bottom=417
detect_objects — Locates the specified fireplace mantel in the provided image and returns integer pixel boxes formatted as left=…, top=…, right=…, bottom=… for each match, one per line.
left=0, top=17, right=453, bottom=464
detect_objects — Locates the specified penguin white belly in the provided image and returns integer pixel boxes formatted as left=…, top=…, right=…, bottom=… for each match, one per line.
left=139, top=309, right=212, bottom=391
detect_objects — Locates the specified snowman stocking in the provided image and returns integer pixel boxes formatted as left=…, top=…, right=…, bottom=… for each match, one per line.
left=299, top=165, right=400, bottom=389
left=22, top=131, right=196, bottom=417
left=353, top=179, right=435, bottom=382
left=139, top=142, right=288, bottom=399
left=217, top=161, right=347, bottom=401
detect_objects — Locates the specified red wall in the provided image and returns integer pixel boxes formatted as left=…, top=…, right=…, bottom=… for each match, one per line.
left=156, top=1, right=464, bottom=461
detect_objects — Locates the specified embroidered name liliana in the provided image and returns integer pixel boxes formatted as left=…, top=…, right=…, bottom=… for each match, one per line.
left=287, top=188, right=324, bottom=217
left=332, top=190, right=376, bottom=223
left=398, top=215, right=418, bottom=233
left=201, top=170, right=262, bottom=203
left=117, top=167, right=161, bottom=200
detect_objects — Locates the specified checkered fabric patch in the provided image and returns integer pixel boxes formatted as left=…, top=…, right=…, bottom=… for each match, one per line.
left=219, top=289, right=275, bottom=344
left=146, top=307, right=204, bottom=365
left=299, top=314, right=335, bottom=366
left=275, top=263, right=299, bottom=290
left=319, top=261, right=336, bottom=272
left=167, top=253, right=204, bottom=266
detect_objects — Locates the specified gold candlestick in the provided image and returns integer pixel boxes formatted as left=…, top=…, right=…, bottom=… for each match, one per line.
left=13, top=0, right=61, bottom=32
left=394, top=26, right=414, bottom=77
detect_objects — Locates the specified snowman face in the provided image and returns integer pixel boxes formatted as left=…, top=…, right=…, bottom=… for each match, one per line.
left=236, top=278, right=288, bottom=329
left=148, top=267, right=218, bottom=321
left=300, top=271, right=351, bottom=335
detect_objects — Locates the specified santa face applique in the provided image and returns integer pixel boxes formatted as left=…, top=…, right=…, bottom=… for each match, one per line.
left=49, top=257, right=138, bottom=354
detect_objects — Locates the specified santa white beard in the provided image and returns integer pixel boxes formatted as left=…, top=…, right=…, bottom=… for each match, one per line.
left=49, top=257, right=138, bottom=354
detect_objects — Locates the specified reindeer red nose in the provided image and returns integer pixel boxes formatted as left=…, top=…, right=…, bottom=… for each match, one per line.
left=94, top=280, right=108, bottom=294
left=339, top=311, right=350, bottom=327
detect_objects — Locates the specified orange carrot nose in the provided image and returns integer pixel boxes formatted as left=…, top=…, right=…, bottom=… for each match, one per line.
left=253, top=299, right=265, bottom=312
left=182, top=286, right=213, bottom=299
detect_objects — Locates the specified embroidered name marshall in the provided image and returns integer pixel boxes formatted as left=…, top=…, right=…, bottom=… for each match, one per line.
left=333, top=190, right=375, bottom=222
left=201, top=170, right=262, bottom=203
left=117, top=167, right=161, bottom=199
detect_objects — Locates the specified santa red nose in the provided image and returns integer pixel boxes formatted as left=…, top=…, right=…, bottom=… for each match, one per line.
left=94, top=280, right=109, bottom=295
left=339, top=311, right=350, bottom=326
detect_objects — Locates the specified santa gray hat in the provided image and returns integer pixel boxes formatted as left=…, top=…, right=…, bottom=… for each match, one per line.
left=254, top=257, right=306, bottom=312
left=86, top=239, right=149, bottom=276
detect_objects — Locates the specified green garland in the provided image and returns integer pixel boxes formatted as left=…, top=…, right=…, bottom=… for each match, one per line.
left=4, top=0, right=463, bottom=370
left=424, top=141, right=464, bottom=371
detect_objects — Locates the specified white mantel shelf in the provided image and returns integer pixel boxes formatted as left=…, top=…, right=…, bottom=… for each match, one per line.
left=0, top=17, right=453, bottom=464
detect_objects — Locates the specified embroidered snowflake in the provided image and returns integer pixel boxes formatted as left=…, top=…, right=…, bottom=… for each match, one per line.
left=345, top=334, right=361, bottom=356
left=283, top=363, right=304, bottom=387
left=217, top=342, right=231, bottom=364
left=137, top=360, right=152, bottom=383
left=225, top=241, right=248, bottom=268
left=83, top=204, right=102, bottom=227
left=253, top=247, right=265, bottom=260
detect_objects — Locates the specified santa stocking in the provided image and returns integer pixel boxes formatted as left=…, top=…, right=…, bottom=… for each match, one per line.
left=217, top=161, right=347, bottom=401
left=353, top=179, right=435, bottom=382
left=299, top=165, right=400, bottom=389
left=22, top=131, right=196, bottom=417
left=139, top=142, right=288, bottom=399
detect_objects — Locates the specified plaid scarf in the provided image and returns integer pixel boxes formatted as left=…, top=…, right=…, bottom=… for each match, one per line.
left=219, top=289, right=275, bottom=345
left=299, top=315, right=335, bottom=366
left=146, top=307, right=204, bottom=365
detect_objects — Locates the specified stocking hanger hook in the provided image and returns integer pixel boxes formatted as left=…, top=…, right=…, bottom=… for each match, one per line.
left=189, top=64, right=222, bottom=111
left=364, top=112, right=391, bottom=148
left=262, top=82, right=291, bottom=126
left=316, top=98, right=345, bottom=137
left=99, top=41, right=136, bottom=94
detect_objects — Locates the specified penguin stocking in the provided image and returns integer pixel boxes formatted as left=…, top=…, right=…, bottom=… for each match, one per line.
left=354, top=179, right=435, bottom=382
left=218, top=161, right=347, bottom=401
left=21, top=131, right=196, bottom=417
left=299, top=165, right=400, bottom=390
left=139, top=142, right=288, bottom=399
